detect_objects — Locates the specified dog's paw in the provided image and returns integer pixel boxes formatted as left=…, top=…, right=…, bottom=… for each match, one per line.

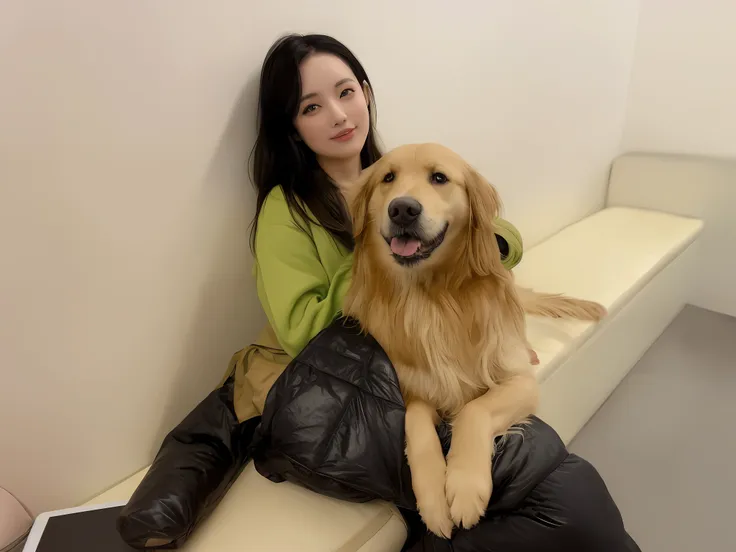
left=417, top=490, right=454, bottom=539
left=445, top=451, right=492, bottom=529
left=411, top=453, right=454, bottom=539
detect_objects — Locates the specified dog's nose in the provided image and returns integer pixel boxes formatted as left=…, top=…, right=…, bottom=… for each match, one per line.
left=388, top=197, right=423, bottom=226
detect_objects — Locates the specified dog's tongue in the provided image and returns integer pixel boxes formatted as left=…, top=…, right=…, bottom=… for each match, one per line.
left=390, top=236, right=421, bottom=257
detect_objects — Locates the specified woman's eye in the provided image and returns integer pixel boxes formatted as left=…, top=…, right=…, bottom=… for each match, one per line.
left=431, top=172, right=448, bottom=184
left=382, top=172, right=395, bottom=183
left=302, top=104, right=318, bottom=115
left=340, top=88, right=355, bottom=98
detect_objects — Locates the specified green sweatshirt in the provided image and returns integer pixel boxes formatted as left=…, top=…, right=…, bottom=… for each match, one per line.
left=254, top=186, right=523, bottom=358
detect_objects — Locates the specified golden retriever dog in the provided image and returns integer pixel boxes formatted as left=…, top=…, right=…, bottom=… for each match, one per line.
left=342, top=143, right=605, bottom=538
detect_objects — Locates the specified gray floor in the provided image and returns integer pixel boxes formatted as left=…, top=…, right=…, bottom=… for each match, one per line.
left=569, top=305, right=736, bottom=551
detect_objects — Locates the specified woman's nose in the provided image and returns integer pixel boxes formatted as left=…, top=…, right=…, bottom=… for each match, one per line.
left=329, top=101, right=347, bottom=125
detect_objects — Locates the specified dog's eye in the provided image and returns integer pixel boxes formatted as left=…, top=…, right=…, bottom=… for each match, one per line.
left=431, top=172, right=448, bottom=184
left=382, top=172, right=395, bottom=183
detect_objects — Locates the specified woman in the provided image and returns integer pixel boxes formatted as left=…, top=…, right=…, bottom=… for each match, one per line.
left=117, top=34, right=638, bottom=552
left=250, top=33, right=525, bottom=359
left=246, top=37, right=638, bottom=552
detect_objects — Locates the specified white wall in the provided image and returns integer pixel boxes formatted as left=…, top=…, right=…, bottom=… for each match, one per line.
left=0, top=0, right=640, bottom=515
left=622, top=0, right=736, bottom=157
left=620, top=0, right=736, bottom=318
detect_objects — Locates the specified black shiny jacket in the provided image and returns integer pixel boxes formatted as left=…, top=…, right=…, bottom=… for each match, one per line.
left=253, top=319, right=641, bottom=552
left=118, top=318, right=640, bottom=551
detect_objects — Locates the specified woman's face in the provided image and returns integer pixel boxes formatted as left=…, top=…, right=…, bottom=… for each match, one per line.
left=294, top=53, right=370, bottom=162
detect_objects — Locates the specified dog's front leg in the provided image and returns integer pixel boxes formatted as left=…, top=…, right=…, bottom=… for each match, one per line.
left=405, top=399, right=454, bottom=539
left=445, top=371, right=539, bottom=529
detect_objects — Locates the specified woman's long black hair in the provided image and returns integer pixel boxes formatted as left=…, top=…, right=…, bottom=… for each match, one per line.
left=250, top=34, right=382, bottom=253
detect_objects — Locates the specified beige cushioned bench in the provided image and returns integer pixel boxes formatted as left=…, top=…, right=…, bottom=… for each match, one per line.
left=85, top=202, right=703, bottom=551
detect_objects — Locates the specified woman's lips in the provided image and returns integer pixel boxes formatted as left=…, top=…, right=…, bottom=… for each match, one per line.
left=331, top=128, right=356, bottom=141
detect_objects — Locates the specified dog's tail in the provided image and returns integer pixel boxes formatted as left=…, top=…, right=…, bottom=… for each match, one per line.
left=517, top=287, right=607, bottom=321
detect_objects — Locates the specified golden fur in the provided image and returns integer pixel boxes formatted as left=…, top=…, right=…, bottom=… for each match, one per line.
left=342, top=143, right=606, bottom=538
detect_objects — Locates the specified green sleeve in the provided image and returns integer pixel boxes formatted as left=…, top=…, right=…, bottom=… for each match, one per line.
left=255, top=190, right=353, bottom=358
left=494, top=217, right=524, bottom=270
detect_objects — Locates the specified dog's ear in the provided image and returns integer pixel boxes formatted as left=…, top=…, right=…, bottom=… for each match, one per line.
left=465, top=166, right=507, bottom=278
left=343, top=165, right=376, bottom=240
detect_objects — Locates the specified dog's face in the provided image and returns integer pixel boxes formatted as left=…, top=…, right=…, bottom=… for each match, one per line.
left=348, top=143, right=505, bottom=277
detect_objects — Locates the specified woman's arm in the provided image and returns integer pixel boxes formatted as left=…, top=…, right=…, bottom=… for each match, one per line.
left=255, top=190, right=352, bottom=358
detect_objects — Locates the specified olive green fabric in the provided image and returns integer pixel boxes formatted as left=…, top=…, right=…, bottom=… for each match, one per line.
left=253, top=185, right=524, bottom=359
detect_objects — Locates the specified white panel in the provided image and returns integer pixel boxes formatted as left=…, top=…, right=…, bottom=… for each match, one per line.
left=538, top=241, right=700, bottom=444
left=513, top=204, right=703, bottom=444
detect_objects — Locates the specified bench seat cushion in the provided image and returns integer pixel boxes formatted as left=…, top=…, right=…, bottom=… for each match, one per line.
left=85, top=463, right=407, bottom=552
left=516, top=206, right=702, bottom=383
left=85, top=206, right=701, bottom=551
